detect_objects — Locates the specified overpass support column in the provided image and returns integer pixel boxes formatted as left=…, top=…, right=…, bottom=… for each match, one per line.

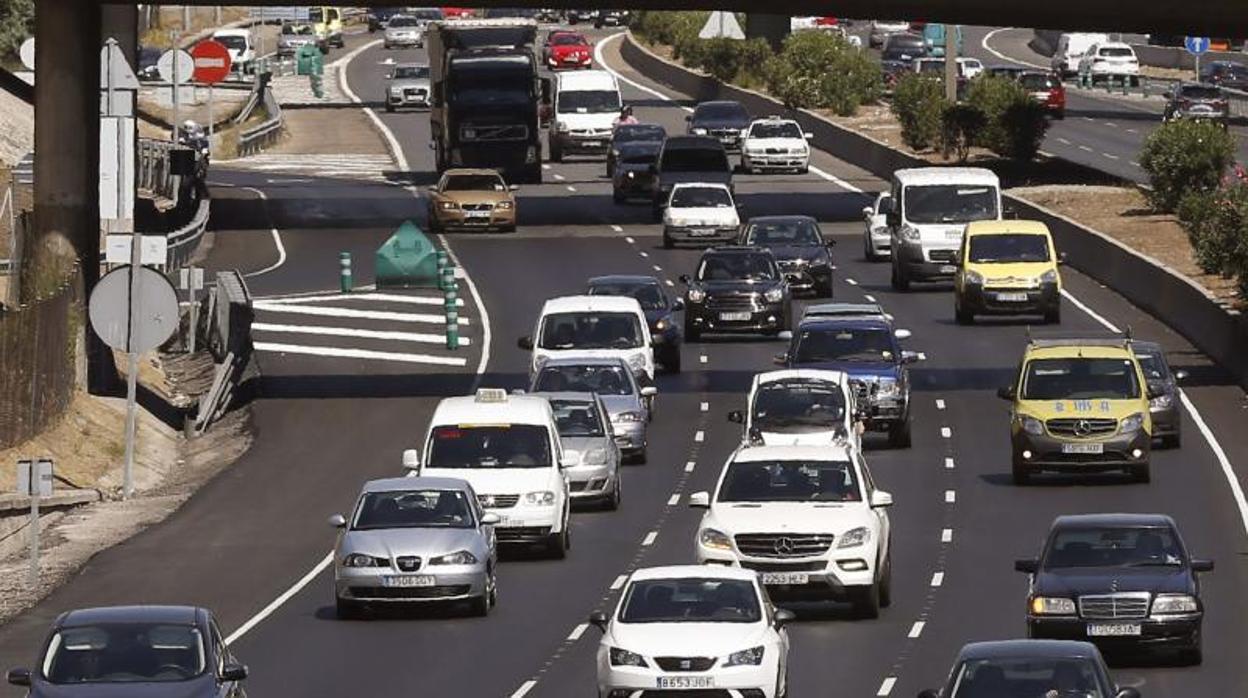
left=101, top=3, right=139, bottom=68
left=745, top=14, right=789, bottom=51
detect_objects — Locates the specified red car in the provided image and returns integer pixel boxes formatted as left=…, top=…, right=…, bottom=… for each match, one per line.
left=546, top=31, right=593, bottom=70
left=1019, top=71, right=1066, bottom=119
left=441, top=7, right=473, bottom=18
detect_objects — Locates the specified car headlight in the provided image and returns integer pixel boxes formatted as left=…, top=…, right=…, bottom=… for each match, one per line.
left=691, top=127, right=707, bottom=135
left=495, top=201, right=513, bottom=210
left=699, top=528, right=732, bottom=550
left=654, top=319, right=668, bottom=332
left=438, top=201, right=458, bottom=210
left=609, top=647, right=649, bottom=667
left=525, top=490, right=556, bottom=506
left=764, top=287, right=784, bottom=303
left=964, top=269, right=984, bottom=285
left=1120, top=412, right=1145, bottom=433
left=1019, top=414, right=1045, bottom=436
left=1030, top=596, right=1077, bottom=615
left=1039, top=268, right=1059, bottom=285
left=342, top=553, right=385, bottom=568
left=615, top=411, right=643, bottom=423
left=583, top=448, right=608, bottom=465
left=429, top=550, right=478, bottom=565
left=687, top=289, right=706, bottom=303
left=1151, top=593, right=1199, bottom=614
left=876, top=378, right=901, bottom=399
left=556, top=121, right=570, bottom=133
left=1150, top=393, right=1173, bottom=410
left=900, top=225, right=921, bottom=242
left=725, top=646, right=765, bottom=666
left=625, top=171, right=636, bottom=179
left=389, top=86, right=403, bottom=94
left=837, top=526, right=871, bottom=548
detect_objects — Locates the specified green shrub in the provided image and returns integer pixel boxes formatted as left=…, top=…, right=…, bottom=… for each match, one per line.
left=691, top=37, right=771, bottom=85
left=961, top=76, right=1049, bottom=160
left=1139, top=119, right=1238, bottom=213
left=763, top=30, right=882, bottom=115
left=891, top=74, right=944, bottom=151
left=941, top=103, right=985, bottom=163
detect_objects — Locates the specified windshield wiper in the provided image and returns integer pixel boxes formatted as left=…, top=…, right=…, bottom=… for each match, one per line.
left=1124, top=560, right=1183, bottom=568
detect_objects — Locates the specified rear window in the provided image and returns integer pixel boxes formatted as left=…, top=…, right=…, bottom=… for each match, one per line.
left=1179, top=85, right=1222, bottom=100
left=1099, top=47, right=1135, bottom=58
left=1019, top=73, right=1058, bottom=90
left=660, top=145, right=729, bottom=173
left=534, top=364, right=634, bottom=396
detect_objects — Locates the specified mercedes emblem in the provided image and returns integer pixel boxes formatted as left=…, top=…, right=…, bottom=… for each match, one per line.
left=773, top=537, right=796, bottom=556
left=1074, top=419, right=1092, bottom=437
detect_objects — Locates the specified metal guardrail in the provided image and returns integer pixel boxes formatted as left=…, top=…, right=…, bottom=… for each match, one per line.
left=166, top=196, right=212, bottom=270
left=236, top=81, right=283, bottom=156
left=136, top=138, right=185, bottom=204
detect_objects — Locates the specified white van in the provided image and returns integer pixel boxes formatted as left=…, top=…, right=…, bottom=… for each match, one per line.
left=549, top=69, right=621, bottom=161
left=211, top=29, right=255, bottom=76
left=407, top=388, right=571, bottom=557
left=519, top=295, right=656, bottom=381
left=1051, top=32, right=1110, bottom=76
left=886, top=167, right=1002, bottom=291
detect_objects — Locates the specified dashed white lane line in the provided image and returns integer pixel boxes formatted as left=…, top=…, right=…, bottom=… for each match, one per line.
left=639, top=251, right=649, bottom=258
left=846, top=277, right=858, bottom=285
left=940, top=426, right=952, bottom=438
left=864, top=294, right=876, bottom=302
left=611, top=574, right=628, bottom=590
left=510, top=680, right=537, bottom=698
left=685, top=461, right=696, bottom=472
left=1056, top=137, right=1072, bottom=145
left=694, top=430, right=705, bottom=442
left=566, top=185, right=577, bottom=192
left=1103, top=152, right=1120, bottom=160
left=252, top=322, right=472, bottom=346
left=932, top=571, right=946, bottom=586
left=624, top=236, right=635, bottom=244
left=652, top=264, right=662, bottom=272
left=567, top=624, right=588, bottom=641
left=1131, top=161, right=1142, bottom=168
left=908, top=621, right=926, bottom=638
left=1127, top=128, right=1139, bottom=134
left=877, top=677, right=898, bottom=696
left=665, top=279, right=675, bottom=287
left=667, top=493, right=680, bottom=506
left=935, top=398, right=946, bottom=410
left=254, top=342, right=469, bottom=366
left=941, top=528, right=953, bottom=543
left=700, top=402, right=709, bottom=413
left=1078, top=145, right=1094, bottom=152
left=945, top=490, right=957, bottom=503
left=1104, top=122, right=1118, bottom=128
left=611, top=224, right=623, bottom=232
left=944, top=457, right=955, bottom=469
left=541, top=163, right=551, bottom=170
left=699, top=354, right=708, bottom=364
left=553, top=173, right=565, bottom=181
left=642, top=530, right=658, bottom=546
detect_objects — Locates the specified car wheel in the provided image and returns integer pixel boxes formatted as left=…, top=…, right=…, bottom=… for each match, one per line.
left=549, top=140, right=563, bottom=163
left=816, top=279, right=834, bottom=299
left=684, top=322, right=700, bottom=342
left=878, top=554, right=893, bottom=608
left=1129, top=463, right=1151, bottom=484
left=335, top=597, right=362, bottom=620
left=852, top=583, right=881, bottom=619
left=955, top=300, right=974, bottom=325
left=468, top=591, right=490, bottom=617
left=887, top=419, right=911, bottom=448
left=1012, top=459, right=1032, bottom=486
left=547, top=522, right=570, bottom=559
left=890, top=262, right=910, bottom=291
left=663, top=231, right=675, bottom=249
left=385, top=103, right=395, bottom=113
left=1182, top=636, right=1203, bottom=666
left=606, top=477, right=622, bottom=510
left=1044, top=306, right=1061, bottom=325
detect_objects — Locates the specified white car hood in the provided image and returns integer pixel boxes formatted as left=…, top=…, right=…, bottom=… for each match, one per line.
left=419, top=467, right=559, bottom=495
left=608, top=621, right=768, bottom=658
left=745, top=137, right=805, bottom=151
left=757, top=430, right=844, bottom=447
left=557, top=111, right=616, bottom=131
left=709, top=501, right=875, bottom=534
left=665, top=206, right=739, bottom=228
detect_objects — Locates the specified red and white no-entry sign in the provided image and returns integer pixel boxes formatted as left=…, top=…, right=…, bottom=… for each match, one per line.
left=190, top=40, right=232, bottom=84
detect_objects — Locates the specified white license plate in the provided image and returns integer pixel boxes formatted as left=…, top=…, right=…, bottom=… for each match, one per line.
left=688, top=228, right=716, bottom=237
left=944, top=230, right=963, bottom=240
left=383, top=575, right=435, bottom=588
left=581, top=140, right=601, bottom=148
left=939, top=264, right=958, bottom=274
left=996, top=292, right=1029, bottom=302
left=761, top=572, right=810, bottom=585
left=720, top=311, right=751, bottom=321
left=465, top=210, right=491, bottom=219
left=657, top=676, right=715, bottom=689
left=1087, top=623, right=1141, bottom=637
left=1062, top=442, right=1105, bottom=454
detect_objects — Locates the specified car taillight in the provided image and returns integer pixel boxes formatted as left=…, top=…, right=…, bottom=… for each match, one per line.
left=1214, top=100, right=1228, bottom=109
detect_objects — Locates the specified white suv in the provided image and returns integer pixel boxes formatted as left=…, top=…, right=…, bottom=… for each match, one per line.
left=1078, top=42, right=1140, bottom=85
left=729, top=369, right=862, bottom=451
left=741, top=117, right=810, bottom=174
left=519, top=295, right=656, bottom=382
left=408, top=388, right=572, bottom=558
left=690, top=444, right=894, bottom=617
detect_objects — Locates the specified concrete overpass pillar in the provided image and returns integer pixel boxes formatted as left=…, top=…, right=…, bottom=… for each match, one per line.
left=745, top=14, right=789, bottom=51
left=101, top=3, right=139, bottom=69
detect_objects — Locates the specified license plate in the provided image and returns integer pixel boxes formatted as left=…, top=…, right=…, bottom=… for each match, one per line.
left=658, top=676, right=715, bottom=689
left=1062, top=442, right=1104, bottom=454
left=383, top=575, right=435, bottom=588
left=939, top=264, right=958, bottom=274
left=944, top=230, right=963, bottom=240
left=687, top=228, right=717, bottom=237
left=1087, top=623, right=1141, bottom=637
left=996, top=292, right=1029, bottom=302
left=465, top=210, right=491, bottom=219
left=761, top=572, right=810, bottom=585
left=720, top=311, right=751, bottom=321
left=581, top=140, right=601, bottom=148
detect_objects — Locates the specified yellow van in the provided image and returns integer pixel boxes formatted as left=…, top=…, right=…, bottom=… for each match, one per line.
left=310, top=6, right=344, bottom=48
left=953, top=220, right=1062, bottom=325
left=998, top=336, right=1155, bottom=485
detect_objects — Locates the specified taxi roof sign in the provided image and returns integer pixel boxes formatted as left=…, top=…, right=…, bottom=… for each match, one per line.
left=475, top=388, right=509, bottom=403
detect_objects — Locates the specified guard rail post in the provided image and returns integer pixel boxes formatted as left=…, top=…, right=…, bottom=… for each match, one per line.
left=339, top=251, right=352, bottom=293
left=443, top=269, right=459, bottom=350
left=435, top=249, right=449, bottom=290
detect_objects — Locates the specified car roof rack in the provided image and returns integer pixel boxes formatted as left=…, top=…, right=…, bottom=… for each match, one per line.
left=1024, top=326, right=1133, bottom=348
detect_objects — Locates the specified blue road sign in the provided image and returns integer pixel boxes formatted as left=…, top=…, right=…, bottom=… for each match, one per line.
left=1185, top=36, right=1211, bottom=55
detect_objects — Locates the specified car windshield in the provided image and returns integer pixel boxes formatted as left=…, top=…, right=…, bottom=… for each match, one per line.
left=558, top=90, right=621, bottom=114
left=1021, top=358, right=1141, bottom=400
left=745, top=219, right=821, bottom=246
left=553, top=33, right=586, bottom=45
left=534, top=364, right=634, bottom=396
left=550, top=399, right=605, bottom=437
left=427, top=425, right=552, bottom=469
left=393, top=65, right=430, bottom=79
left=283, top=24, right=315, bottom=35
left=589, top=281, right=666, bottom=310
left=697, top=254, right=776, bottom=281
left=389, top=16, right=420, bottom=27
left=214, top=35, right=247, bottom=51
left=620, top=578, right=761, bottom=623
left=718, top=459, right=861, bottom=502
left=883, top=47, right=920, bottom=61
left=443, top=175, right=505, bottom=192
left=750, top=122, right=803, bottom=139
left=1179, top=85, right=1222, bottom=100
left=968, top=234, right=1050, bottom=263
left=904, top=184, right=998, bottom=224
left=539, top=312, right=643, bottom=350
left=1044, top=526, right=1184, bottom=569
left=614, top=124, right=666, bottom=143
left=1132, top=350, right=1170, bottom=381
left=951, top=658, right=1105, bottom=698
left=1019, top=73, right=1058, bottom=89
left=42, top=623, right=205, bottom=684
left=353, top=489, right=474, bottom=530
left=1100, top=47, right=1134, bottom=57
left=794, top=327, right=895, bottom=363
left=752, top=381, right=847, bottom=433
left=695, top=103, right=748, bottom=122
left=671, top=187, right=732, bottom=208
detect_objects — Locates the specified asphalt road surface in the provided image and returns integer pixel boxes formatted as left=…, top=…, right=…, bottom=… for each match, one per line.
left=1, top=25, right=1246, bottom=698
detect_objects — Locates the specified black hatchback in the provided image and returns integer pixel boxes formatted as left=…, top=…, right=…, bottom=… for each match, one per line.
left=679, top=246, right=791, bottom=341
left=738, top=215, right=836, bottom=297
left=918, top=640, right=1138, bottom=698
left=8, top=605, right=248, bottom=697
left=686, top=100, right=751, bottom=152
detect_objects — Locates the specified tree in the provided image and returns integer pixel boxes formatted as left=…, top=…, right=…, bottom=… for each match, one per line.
left=0, top=0, right=34, bottom=65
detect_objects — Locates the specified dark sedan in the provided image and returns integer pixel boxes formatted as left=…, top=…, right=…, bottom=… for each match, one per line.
left=917, top=640, right=1139, bottom=698
left=8, top=605, right=248, bottom=697
left=588, top=274, right=684, bottom=373
left=680, top=246, right=791, bottom=341
left=686, top=100, right=751, bottom=152
left=1163, top=83, right=1229, bottom=125
left=1016, top=513, right=1212, bottom=665
left=1130, top=340, right=1187, bottom=448
left=607, top=123, right=665, bottom=177
left=611, top=142, right=660, bottom=203
left=1199, top=60, right=1248, bottom=91
left=738, top=215, right=835, bottom=297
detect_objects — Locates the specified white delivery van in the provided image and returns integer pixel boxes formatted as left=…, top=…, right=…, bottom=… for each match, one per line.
left=549, top=69, right=621, bottom=161
left=519, top=295, right=656, bottom=381
left=1051, top=32, right=1110, bottom=76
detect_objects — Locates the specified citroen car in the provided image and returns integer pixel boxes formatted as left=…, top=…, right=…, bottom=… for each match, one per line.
left=385, top=62, right=431, bottom=112
left=1129, top=340, right=1187, bottom=448
left=330, top=476, right=499, bottom=618
left=662, top=182, right=742, bottom=249
left=917, top=640, right=1140, bottom=698
left=998, top=336, right=1156, bottom=484
left=537, top=392, right=622, bottom=510
left=426, top=168, right=518, bottom=233
left=587, top=275, right=685, bottom=373
left=953, top=220, right=1062, bottom=325
left=680, top=246, right=791, bottom=340
left=728, top=369, right=861, bottom=450
left=530, top=356, right=656, bottom=463
left=1015, top=514, right=1212, bottom=665
left=686, top=100, right=752, bottom=152
left=738, top=215, right=835, bottom=297
left=740, top=117, right=811, bottom=174
left=606, top=122, right=666, bottom=177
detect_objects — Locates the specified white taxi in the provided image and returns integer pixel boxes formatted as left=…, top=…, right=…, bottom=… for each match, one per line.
left=741, top=117, right=811, bottom=174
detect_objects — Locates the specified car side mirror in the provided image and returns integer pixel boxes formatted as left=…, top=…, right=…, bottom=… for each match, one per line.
left=671, top=298, right=685, bottom=311
left=773, top=353, right=787, bottom=366
left=1115, top=689, right=1141, bottom=698
left=650, top=334, right=664, bottom=347
left=517, top=336, right=534, bottom=350
left=481, top=512, right=501, bottom=526
left=917, top=690, right=940, bottom=698
left=427, top=185, right=439, bottom=194
left=640, top=386, right=658, bottom=398
left=402, top=448, right=420, bottom=471
left=385, top=71, right=394, bottom=79
left=862, top=206, right=874, bottom=220
left=727, top=410, right=744, bottom=424
left=997, top=385, right=1016, bottom=401
left=1174, top=369, right=1189, bottom=382
left=7, top=668, right=30, bottom=687
left=870, top=490, right=894, bottom=508
left=826, top=238, right=837, bottom=247
left=328, top=513, right=347, bottom=528
left=773, top=608, right=796, bottom=629
left=1190, top=558, right=1215, bottom=573
left=894, top=328, right=912, bottom=340
left=1058, top=251, right=1068, bottom=266
left=678, top=274, right=691, bottom=285
left=1014, top=558, right=1039, bottom=574
left=588, top=610, right=609, bottom=631
left=220, top=663, right=248, bottom=682
left=688, top=491, right=710, bottom=508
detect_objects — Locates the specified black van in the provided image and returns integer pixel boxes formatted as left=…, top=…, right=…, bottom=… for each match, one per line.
left=651, top=135, right=733, bottom=220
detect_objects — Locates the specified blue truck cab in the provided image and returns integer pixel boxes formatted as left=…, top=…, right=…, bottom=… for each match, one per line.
left=923, top=23, right=963, bottom=57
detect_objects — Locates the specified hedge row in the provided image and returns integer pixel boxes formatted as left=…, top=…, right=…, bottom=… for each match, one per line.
left=890, top=74, right=1050, bottom=161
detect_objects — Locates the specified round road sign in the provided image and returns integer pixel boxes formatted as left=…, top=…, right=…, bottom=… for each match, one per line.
left=88, top=265, right=180, bottom=353
left=19, top=38, right=34, bottom=71
left=191, top=39, right=232, bottom=84
left=1185, top=36, right=1211, bottom=56
left=157, top=49, right=195, bottom=84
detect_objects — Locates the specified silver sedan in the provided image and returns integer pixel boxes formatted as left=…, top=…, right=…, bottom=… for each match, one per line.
left=384, top=16, right=425, bottom=48
left=330, top=476, right=498, bottom=618
left=386, top=63, right=431, bottom=112
left=537, top=391, right=623, bottom=510
left=529, top=356, right=655, bottom=464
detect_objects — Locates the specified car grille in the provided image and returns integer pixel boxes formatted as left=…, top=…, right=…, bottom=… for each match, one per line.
left=734, top=533, right=834, bottom=558
left=765, top=147, right=787, bottom=154
left=654, top=657, right=717, bottom=672
left=460, top=124, right=528, bottom=141
left=495, top=526, right=552, bottom=544
left=706, top=292, right=763, bottom=311
left=740, top=560, right=826, bottom=572
left=1046, top=418, right=1118, bottom=438
left=461, top=203, right=494, bottom=212
left=403, top=88, right=427, bottom=99
left=395, top=556, right=422, bottom=572
left=1079, top=592, right=1150, bottom=620
left=568, top=481, right=588, bottom=492
left=927, top=249, right=958, bottom=263
left=349, top=585, right=470, bottom=599
left=477, top=493, right=519, bottom=509
left=710, top=128, right=740, bottom=141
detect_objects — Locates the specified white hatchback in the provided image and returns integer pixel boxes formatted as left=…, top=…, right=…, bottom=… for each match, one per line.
left=741, top=117, right=811, bottom=174
left=730, top=369, right=862, bottom=452
left=662, top=182, right=742, bottom=248
left=591, top=565, right=792, bottom=698
left=519, top=295, right=656, bottom=382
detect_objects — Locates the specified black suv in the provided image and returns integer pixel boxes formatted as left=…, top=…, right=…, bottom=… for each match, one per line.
left=738, top=215, right=836, bottom=297
left=686, top=100, right=751, bottom=152
left=679, top=247, right=791, bottom=341
left=1015, top=513, right=1213, bottom=665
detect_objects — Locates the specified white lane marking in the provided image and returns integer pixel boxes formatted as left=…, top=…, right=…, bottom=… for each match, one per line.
left=932, top=571, right=945, bottom=586
left=595, top=33, right=694, bottom=113
left=1103, top=152, right=1120, bottom=160
left=700, top=402, right=709, bottom=412
left=694, top=430, right=705, bottom=442
left=918, top=351, right=928, bottom=361
left=981, top=28, right=1047, bottom=69
left=553, top=173, right=565, bottom=181
left=665, top=279, right=675, bottom=287
left=941, top=528, right=953, bottom=543
left=846, top=277, right=858, bottom=285
left=685, top=461, right=696, bottom=472
left=667, top=493, right=680, bottom=506
left=611, top=574, right=628, bottom=590
left=1056, top=137, right=1072, bottom=145
left=567, top=624, right=588, bottom=641
left=940, top=426, right=952, bottom=438
left=1131, top=161, right=1142, bottom=168
left=253, top=301, right=470, bottom=326
left=252, top=322, right=472, bottom=346
left=652, top=264, right=662, bottom=272
left=338, top=39, right=407, bottom=170
left=935, top=398, right=946, bottom=410
left=625, top=236, right=635, bottom=244
left=511, top=680, right=537, bottom=698
left=945, top=490, right=956, bottom=503
left=260, top=292, right=463, bottom=307
left=908, top=621, right=925, bottom=638
left=1104, top=122, right=1118, bottom=128
left=642, top=530, right=658, bottom=546
left=1082, top=117, right=1095, bottom=123
left=877, top=677, right=898, bottom=696
left=638, top=251, right=649, bottom=258
left=611, top=224, right=623, bottom=232
left=254, top=342, right=468, bottom=366
left=566, top=185, right=577, bottom=192
left=699, top=354, right=708, bottom=364
left=240, top=187, right=287, bottom=278
left=1127, top=128, right=1139, bottom=134
left=944, top=457, right=955, bottom=469
left=436, top=233, right=492, bottom=390
left=542, top=163, right=551, bottom=170
left=864, top=294, right=876, bottom=302
left=1062, top=288, right=1248, bottom=536
left=225, top=552, right=333, bottom=645
left=809, top=164, right=864, bottom=193
left=1078, top=145, right=1094, bottom=152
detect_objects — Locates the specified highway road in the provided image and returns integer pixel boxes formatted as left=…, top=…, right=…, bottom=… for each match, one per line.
left=1, top=24, right=1247, bottom=698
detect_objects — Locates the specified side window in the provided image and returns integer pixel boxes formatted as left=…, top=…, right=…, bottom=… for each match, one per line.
left=209, top=620, right=227, bottom=671
left=858, top=455, right=876, bottom=497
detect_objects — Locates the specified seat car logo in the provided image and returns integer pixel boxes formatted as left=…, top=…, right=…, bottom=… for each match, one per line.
left=680, top=660, right=691, bottom=670
left=1074, top=419, right=1093, bottom=436
left=774, top=537, right=796, bottom=555
left=481, top=495, right=496, bottom=507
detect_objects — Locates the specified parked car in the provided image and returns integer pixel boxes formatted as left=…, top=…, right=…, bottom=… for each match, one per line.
left=1019, top=70, right=1067, bottom=118
left=529, top=356, right=656, bottom=463
left=738, top=215, right=835, bottom=297
left=587, top=274, right=685, bottom=373
left=917, top=640, right=1139, bottom=698
left=385, top=63, right=431, bottom=112
left=680, top=246, right=791, bottom=340
left=1163, top=83, right=1230, bottom=125
left=687, top=100, right=751, bottom=152
left=1129, top=340, right=1188, bottom=448
left=1200, top=60, right=1248, bottom=90
left=1078, top=42, right=1140, bottom=86
left=426, top=169, right=518, bottom=233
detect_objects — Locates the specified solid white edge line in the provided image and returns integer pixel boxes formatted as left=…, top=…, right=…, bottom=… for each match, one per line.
left=240, top=187, right=287, bottom=278
left=980, top=28, right=1048, bottom=69
left=225, top=552, right=332, bottom=646
left=510, top=680, right=537, bottom=698
left=595, top=32, right=694, bottom=113
left=667, top=493, right=680, bottom=506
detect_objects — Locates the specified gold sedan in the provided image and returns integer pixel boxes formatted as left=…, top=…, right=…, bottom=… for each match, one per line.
left=426, top=169, right=518, bottom=233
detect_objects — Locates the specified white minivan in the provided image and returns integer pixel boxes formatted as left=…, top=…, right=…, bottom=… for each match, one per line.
left=887, top=167, right=1002, bottom=291
left=549, top=69, right=621, bottom=162
left=1051, top=32, right=1110, bottom=77
left=406, top=388, right=572, bottom=557
left=519, top=295, right=656, bottom=381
